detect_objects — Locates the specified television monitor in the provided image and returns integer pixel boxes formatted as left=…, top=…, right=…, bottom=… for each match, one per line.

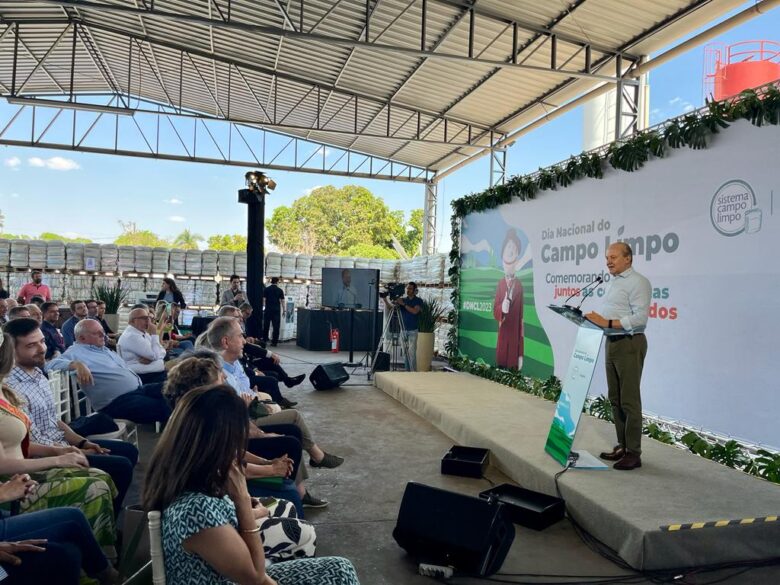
left=321, top=267, right=379, bottom=309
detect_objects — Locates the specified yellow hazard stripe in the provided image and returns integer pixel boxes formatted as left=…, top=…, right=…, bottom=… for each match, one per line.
left=661, top=516, right=778, bottom=531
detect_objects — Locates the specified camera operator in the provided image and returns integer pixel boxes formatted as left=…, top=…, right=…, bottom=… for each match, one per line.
left=382, top=282, right=423, bottom=371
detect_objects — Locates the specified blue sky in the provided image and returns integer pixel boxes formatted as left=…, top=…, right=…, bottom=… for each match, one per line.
left=1, top=2, right=778, bottom=251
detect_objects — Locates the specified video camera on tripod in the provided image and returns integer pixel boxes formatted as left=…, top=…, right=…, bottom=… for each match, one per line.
left=379, top=282, right=406, bottom=302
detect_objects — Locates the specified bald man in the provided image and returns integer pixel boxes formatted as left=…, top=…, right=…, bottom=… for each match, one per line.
left=116, top=307, right=168, bottom=384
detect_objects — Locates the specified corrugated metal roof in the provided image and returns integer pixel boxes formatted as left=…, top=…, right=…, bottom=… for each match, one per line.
left=0, top=0, right=748, bottom=175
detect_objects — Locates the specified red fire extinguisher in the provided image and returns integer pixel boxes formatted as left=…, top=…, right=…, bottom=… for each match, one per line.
left=330, top=328, right=340, bottom=353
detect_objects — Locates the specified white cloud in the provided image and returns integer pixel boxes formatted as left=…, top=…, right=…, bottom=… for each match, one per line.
left=303, top=185, right=323, bottom=196
left=313, top=146, right=332, bottom=157
left=165, top=197, right=183, bottom=205
left=10, top=193, right=19, bottom=198
left=682, top=103, right=695, bottom=113
left=27, top=156, right=80, bottom=171
left=669, top=97, right=682, bottom=105
left=168, top=215, right=186, bottom=222
left=3, top=157, right=21, bottom=168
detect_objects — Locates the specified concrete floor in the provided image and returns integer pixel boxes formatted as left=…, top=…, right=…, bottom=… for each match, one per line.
left=126, top=343, right=780, bottom=584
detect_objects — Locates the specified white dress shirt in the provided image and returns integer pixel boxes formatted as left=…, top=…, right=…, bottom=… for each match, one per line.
left=600, top=267, right=652, bottom=335
left=117, top=325, right=167, bottom=373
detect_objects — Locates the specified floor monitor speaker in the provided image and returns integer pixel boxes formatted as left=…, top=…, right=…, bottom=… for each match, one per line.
left=392, top=482, right=515, bottom=576
left=309, top=362, right=350, bottom=390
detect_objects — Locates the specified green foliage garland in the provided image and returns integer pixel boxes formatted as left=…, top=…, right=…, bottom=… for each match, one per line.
left=445, top=83, right=780, bottom=482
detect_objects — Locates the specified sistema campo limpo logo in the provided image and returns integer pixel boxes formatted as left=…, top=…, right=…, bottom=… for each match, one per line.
left=710, top=179, right=762, bottom=237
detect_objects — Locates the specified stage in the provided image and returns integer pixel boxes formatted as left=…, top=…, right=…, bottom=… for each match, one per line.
left=374, top=371, right=780, bottom=571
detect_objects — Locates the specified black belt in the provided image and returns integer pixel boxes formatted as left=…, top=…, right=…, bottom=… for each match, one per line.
left=606, top=333, right=644, bottom=342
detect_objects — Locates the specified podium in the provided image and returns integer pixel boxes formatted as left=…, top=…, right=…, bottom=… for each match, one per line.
left=544, top=304, right=608, bottom=469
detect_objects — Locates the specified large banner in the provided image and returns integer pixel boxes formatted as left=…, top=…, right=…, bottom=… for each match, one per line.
left=458, top=120, right=779, bottom=450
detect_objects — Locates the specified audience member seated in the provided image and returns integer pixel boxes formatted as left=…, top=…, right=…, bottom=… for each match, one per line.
left=163, top=352, right=329, bottom=511
left=4, top=300, right=17, bottom=311
left=117, top=308, right=167, bottom=385
left=16, top=270, right=51, bottom=305
left=46, top=319, right=171, bottom=424
left=40, top=302, right=65, bottom=360
left=0, top=331, right=118, bottom=559
left=0, top=475, right=120, bottom=585
left=5, top=318, right=139, bottom=514
left=62, top=300, right=88, bottom=348
left=158, top=364, right=316, bottom=559
left=24, top=304, right=42, bottom=324
left=6, top=306, right=30, bottom=321
left=239, top=301, right=263, bottom=340
left=0, top=278, right=8, bottom=300
left=156, top=277, right=187, bottom=309
left=28, top=295, right=45, bottom=308
left=94, top=301, right=117, bottom=341
left=218, top=306, right=305, bottom=389
left=143, top=385, right=360, bottom=585
left=0, top=300, right=7, bottom=325
left=208, top=316, right=297, bottom=409
left=220, top=274, right=246, bottom=307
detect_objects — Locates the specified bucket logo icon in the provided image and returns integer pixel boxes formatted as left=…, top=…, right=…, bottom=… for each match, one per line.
left=710, top=180, right=761, bottom=236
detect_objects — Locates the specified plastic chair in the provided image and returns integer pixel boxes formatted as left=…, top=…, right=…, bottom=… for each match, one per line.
left=68, top=372, right=139, bottom=449
left=148, top=511, right=166, bottom=585
left=48, top=370, right=72, bottom=423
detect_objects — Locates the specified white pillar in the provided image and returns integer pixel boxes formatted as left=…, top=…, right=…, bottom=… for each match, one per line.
left=422, top=180, right=437, bottom=255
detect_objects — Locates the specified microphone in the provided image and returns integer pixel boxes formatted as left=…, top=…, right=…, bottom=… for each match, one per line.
left=562, top=276, right=603, bottom=311
left=575, top=277, right=604, bottom=311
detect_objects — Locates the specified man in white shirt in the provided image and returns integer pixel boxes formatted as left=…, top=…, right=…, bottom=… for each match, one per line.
left=335, top=269, right=359, bottom=308
left=117, top=308, right=168, bottom=384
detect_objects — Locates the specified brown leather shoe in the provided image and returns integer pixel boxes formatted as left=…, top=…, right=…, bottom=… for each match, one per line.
left=599, top=445, right=625, bottom=461
left=613, top=452, right=642, bottom=470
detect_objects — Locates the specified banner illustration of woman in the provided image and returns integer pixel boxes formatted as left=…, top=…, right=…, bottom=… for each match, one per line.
left=493, top=229, right=524, bottom=369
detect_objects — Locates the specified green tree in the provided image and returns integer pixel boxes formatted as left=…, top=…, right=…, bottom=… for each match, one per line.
left=39, top=232, right=93, bottom=244
left=114, top=221, right=169, bottom=247
left=207, top=234, right=248, bottom=252
left=399, top=208, right=424, bottom=257
left=172, top=229, right=204, bottom=250
left=267, top=185, right=421, bottom=257
left=345, top=243, right=399, bottom=259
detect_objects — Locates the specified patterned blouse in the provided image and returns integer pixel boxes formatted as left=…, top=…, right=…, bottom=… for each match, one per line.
left=163, top=492, right=236, bottom=585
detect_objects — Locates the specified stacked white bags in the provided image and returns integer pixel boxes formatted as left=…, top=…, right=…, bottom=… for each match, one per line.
left=118, top=246, right=135, bottom=273
left=201, top=250, right=218, bottom=277
left=135, top=246, right=153, bottom=273
left=45, top=273, right=65, bottom=301
left=66, top=274, right=93, bottom=300
left=100, top=245, right=118, bottom=272
left=426, top=253, right=445, bottom=284
left=339, top=257, right=354, bottom=270
left=169, top=250, right=186, bottom=274
left=218, top=252, right=234, bottom=276
left=265, top=252, right=282, bottom=278
left=380, top=259, right=397, bottom=283
left=185, top=250, right=202, bottom=276
left=398, top=259, right=412, bottom=283
left=45, top=241, right=66, bottom=270
left=10, top=240, right=29, bottom=268
left=152, top=248, right=169, bottom=274
left=28, top=241, right=47, bottom=268
left=309, top=256, right=324, bottom=280
left=0, top=240, right=11, bottom=267
left=234, top=253, right=247, bottom=277
left=65, top=243, right=85, bottom=271
left=295, top=255, right=311, bottom=280
left=324, top=255, right=340, bottom=269
left=83, top=243, right=101, bottom=272
left=192, top=281, right=218, bottom=306
left=281, top=254, right=296, bottom=279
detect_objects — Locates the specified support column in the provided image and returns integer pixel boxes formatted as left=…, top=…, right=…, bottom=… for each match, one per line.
left=490, top=147, right=507, bottom=187
left=422, top=180, right=437, bottom=256
left=242, top=192, right=265, bottom=312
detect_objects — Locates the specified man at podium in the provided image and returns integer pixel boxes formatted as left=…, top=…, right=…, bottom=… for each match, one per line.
left=585, top=242, right=651, bottom=471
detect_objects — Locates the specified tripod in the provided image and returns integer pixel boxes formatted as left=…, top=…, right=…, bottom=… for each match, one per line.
left=370, top=302, right=411, bottom=378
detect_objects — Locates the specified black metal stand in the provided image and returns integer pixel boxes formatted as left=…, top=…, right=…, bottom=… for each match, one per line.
left=239, top=188, right=265, bottom=314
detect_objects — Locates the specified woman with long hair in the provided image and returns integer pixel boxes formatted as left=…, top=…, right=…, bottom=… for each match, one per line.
left=0, top=332, right=118, bottom=559
left=144, top=385, right=359, bottom=584
left=156, top=277, right=187, bottom=309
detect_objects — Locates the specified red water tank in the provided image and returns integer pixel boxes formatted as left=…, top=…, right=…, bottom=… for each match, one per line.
left=705, top=41, right=780, bottom=101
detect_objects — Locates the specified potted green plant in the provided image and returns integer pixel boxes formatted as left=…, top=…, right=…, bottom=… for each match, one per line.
left=92, top=281, right=130, bottom=333
left=416, top=297, right=446, bottom=372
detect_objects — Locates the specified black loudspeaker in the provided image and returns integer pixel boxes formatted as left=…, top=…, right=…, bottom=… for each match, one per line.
left=372, top=351, right=390, bottom=373
left=393, top=482, right=515, bottom=576
left=309, top=362, right=350, bottom=390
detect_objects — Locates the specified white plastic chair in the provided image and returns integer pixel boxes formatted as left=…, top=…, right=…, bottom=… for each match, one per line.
left=148, top=511, right=166, bottom=585
left=68, top=372, right=139, bottom=449
left=48, top=370, right=71, bottom=423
